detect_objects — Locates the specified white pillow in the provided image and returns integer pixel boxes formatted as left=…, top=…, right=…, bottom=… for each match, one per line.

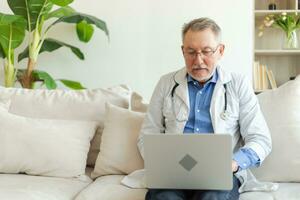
left=0, top=105, right=98, bottom=178
left=252, top=78, right=300, bottom=182
left=0, top=86, right=130, bottom=167
left=92, top=103, right=145, bottom=178
left=130, top=92, right=148, bottom=113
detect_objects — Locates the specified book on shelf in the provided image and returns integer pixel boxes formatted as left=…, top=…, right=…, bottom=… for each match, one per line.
left=261, top=64, right=269, bottom=90
left=266, top=69, right=277, bottom=89
left=253, top=61, right=260, bottom=90
left=253, top=61, right=277, bottom=91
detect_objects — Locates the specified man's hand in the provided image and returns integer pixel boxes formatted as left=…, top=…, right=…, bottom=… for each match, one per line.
left=232, top=160, right=239, bottom=173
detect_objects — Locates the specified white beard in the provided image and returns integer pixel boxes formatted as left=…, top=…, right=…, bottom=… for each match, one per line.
left=190, top=66, right=216, bottom=83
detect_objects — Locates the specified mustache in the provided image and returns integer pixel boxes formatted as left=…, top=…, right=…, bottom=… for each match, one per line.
left=192, top=65, right=208, bottom=70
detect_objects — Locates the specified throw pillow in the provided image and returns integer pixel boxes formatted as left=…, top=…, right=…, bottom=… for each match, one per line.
left=252, top=77, right=300, bottom=182
left=91, top=103, right=145, bottom=178
left=0, top=86, right=130, bottom=167
left=0, top=105, right=98, bottom=178
left=131, top=92, right=148, bottom=113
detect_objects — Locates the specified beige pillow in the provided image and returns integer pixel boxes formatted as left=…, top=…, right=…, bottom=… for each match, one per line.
left=0, top=105, right=98, bottom=178
left=0, top=86, right=130, bottom=167
left=130, top=92, right=148, bottom=113
left=252, top=77, right=300, bottom=182
left=92, top=103, right=145, bottom=178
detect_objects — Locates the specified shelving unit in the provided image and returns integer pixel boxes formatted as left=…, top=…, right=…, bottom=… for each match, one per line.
left=255, top=49, right=300, bottom=55
left=254, top=0, right=300, bottom=91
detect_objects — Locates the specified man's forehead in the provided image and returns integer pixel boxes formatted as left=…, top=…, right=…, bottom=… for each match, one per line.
left=183, top=30, right=219, bottom=48
left=183, top=42, right=218, bottom=51
left=184, top=29, right=217, bottom=39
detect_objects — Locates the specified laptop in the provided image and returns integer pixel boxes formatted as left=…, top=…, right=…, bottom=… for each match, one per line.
left=144, top=134, right=233, bottom=190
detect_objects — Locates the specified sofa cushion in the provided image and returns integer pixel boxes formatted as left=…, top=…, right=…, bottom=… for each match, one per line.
left=131, top=92, right=148, bottom=113
left=75, top=175, right=147, bottom=200
left=92, top=103, right=145, bottom=178
left=76, top=177, right=300, bottom=200
left=0, top=173, right=91, bottom=200
left=239, top=183, right=300, bottom=200
left=0, top=86, right=130, bottom=167
left=252, top=77, right=300, bottom=182
left=0, top=105, right=98, bottom=178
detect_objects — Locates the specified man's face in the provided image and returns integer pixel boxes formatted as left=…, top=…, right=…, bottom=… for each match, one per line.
left=182, top=29, right=224, bottom=83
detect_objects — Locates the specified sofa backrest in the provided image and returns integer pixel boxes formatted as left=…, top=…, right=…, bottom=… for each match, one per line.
left=0, top=86, right=131, bottom=167
left=253, top=75, right=300, bottom=182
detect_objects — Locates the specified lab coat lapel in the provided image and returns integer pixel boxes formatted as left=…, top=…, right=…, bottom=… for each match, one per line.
left=210, top=66, right=232, bottom=133
left=174, top=67, right=190, bottom=111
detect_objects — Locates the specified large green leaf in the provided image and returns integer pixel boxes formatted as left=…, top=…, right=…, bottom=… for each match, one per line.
left=76, top=20, right=94, bottom=42
left=45, top=6, right=76, bottom=20
left=18, top=38, right=84, bottom=61
left=0, top=24, right=25, bottom=52
left=59, top=79, right=86, bottom=89
left=7, top=0, right=53, bottom=30
left=0, top=24, right=25, bottom=50
left=50, top=0, right=73, bottom=7
left=52, top=13, right=109, bottom=36
left=0, top=12, right=26, bottom=25
left=0, top=44, right=5, bottom=58
left=0, top=13, right=26, bottom=56
left=32, top=70, right=57, bottom=89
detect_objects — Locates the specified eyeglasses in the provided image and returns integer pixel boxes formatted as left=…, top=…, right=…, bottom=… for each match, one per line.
left=183, top=45, right=220, bottom=60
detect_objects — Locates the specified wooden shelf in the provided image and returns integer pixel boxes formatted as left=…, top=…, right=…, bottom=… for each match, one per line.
left=255, top=49, right=300, bottom=56
left=254, top=10, right=300, bottom=20
left=253, top=0, right=300, bottom=88
left=254, top=10, right=299, bottom=16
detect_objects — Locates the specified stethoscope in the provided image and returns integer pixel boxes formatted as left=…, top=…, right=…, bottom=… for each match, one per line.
left=170, top=76, right=228, bottom=121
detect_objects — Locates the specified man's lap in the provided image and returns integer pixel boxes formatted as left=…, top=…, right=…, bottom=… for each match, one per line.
left=145, top=176, right=240, bottom=200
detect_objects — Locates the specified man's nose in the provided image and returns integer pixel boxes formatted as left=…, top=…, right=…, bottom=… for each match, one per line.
left=194, top=53, right=205, bottom=64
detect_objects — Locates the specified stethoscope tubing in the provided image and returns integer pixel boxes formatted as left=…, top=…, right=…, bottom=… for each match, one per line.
left=170, top=77, right=228, bottom=121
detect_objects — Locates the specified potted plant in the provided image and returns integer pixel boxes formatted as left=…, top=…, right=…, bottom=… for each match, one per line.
left=0, top=0, right=109, bottom=89
left=258, top=12, right=300, bottom=49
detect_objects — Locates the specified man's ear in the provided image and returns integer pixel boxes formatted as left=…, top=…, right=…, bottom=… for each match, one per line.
left=219, top=44, right=225, bottom=56
left=181, top=45, right=184, bottom=55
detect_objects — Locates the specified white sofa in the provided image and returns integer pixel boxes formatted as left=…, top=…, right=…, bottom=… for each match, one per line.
left=0, top=76, right=299, bottom=200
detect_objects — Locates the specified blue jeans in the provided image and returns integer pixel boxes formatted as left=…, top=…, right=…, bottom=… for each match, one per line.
left=145, top=176, right=240, bottom=200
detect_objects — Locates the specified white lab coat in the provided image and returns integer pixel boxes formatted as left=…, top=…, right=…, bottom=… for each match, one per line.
left=122, top=66, right=278, bottom=193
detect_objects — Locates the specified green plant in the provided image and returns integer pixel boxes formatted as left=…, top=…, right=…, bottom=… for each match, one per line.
left=0, top=0, right=109, bottom=89
left=258, top=12, right=300, bottom=39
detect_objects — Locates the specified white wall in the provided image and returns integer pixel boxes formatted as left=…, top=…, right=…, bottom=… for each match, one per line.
left=0, top=0, right=253, bottom=100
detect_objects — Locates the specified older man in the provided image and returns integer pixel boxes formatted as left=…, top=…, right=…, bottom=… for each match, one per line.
left=137, top=18, right=272, bottom=200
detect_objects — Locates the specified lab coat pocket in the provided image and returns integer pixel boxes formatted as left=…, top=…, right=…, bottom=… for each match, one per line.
left=223, top=97, right=239, bottom=131
left=163, top=97, right=176, bottom=125
left=223, top=110, right=239, bottom=134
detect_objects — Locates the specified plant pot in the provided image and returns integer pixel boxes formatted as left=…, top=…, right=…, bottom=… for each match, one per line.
left=282, top=30, right=299, bottom=49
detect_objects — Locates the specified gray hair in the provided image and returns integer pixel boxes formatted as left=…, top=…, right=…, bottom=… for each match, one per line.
left=182, top=18, right=222, bottom=42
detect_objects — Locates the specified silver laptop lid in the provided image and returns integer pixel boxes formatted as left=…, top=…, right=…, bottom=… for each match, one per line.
left=144, top=134, right=232, bottom=190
